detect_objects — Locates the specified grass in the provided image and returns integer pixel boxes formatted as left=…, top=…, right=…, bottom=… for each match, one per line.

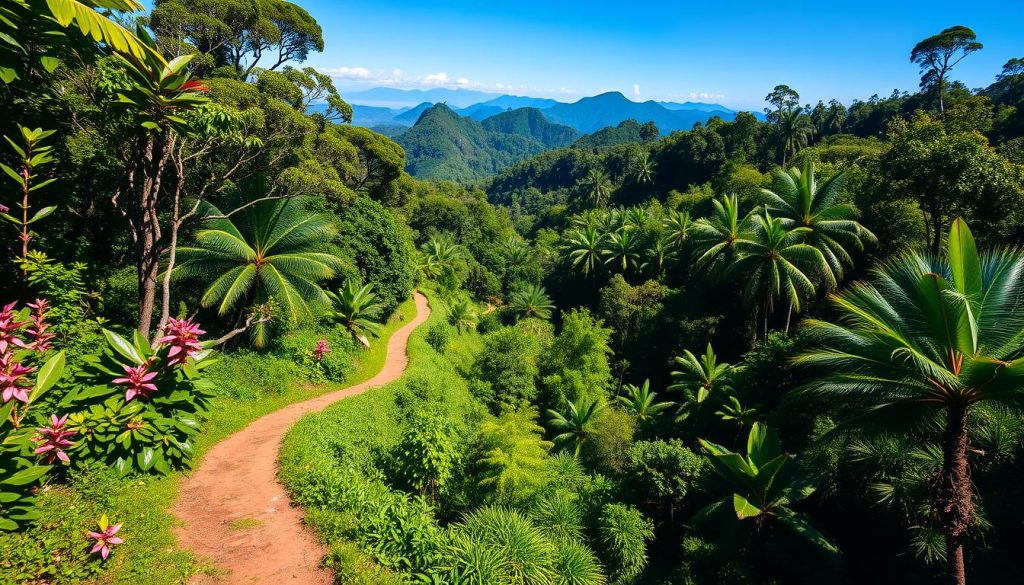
left=0, top=296, right=419, bottom=585
left=227, top=518, right=262, bottom=531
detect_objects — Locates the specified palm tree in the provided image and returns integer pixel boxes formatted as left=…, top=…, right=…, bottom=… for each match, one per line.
left=761, top=160, right=876, bottom=285
left=602, top=229, right=641, bottom=273
left=698, top=423, right=836, bottom=552
left=643, top=233, right=675, bottom=276
left=175, top=199, right=343, bottom=345
left=662, top=209, right=691, bottom=248
left=326, top=278, right=383, bottom=347
left=731, top=210, right=833, bottom=338
left=621, top=207, right=649, bottom=231
left=563, top=225, right=607, bottom=277
left=690, top=195, right=753, bottom=276
left=632, top=152, right=656, bottom=186
left=796, top=219, right=1024, bottom=585
left=777, top=108, right=814, bottom=164
left=617, top=380, right=674, bottom=422
left=546, top=397, right=605, bottom=456
left=422, top=236, right=463, bottom=277
left=448, top=297, right=478, bottom=333
left=669, top=344, right=736, bottom=422
left=582, top=168, right=613, bottom=208
left=509, top=284, right=555, bottom=320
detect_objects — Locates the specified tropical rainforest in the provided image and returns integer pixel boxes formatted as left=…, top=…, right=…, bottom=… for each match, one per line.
left=0, top=3, right=1023, bottom=585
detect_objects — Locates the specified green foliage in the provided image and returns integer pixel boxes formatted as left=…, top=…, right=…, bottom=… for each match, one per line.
left=424, top=322, right=451, bottom=353
left=475, top=406, right=553, bottom=505
left=580, top=406, right=636, bottom=475
left=596, top=503, right=654, bottom=585
left=509, top=283, right=555, bottom=321
left=390, top=411, right=461, bottom=503
left=475, top=326, right=542, bottom=410
left=617, top=380, right=674, bottom=422
left=546, top=397, right=605, bottom=457
left=65, top=327, right=214, bottom=476
left=624, top=439, right=705, bottom=517
left=326, top=278, right=384, bottom=348
left=334, top=196, right=415, bottom=316
left=540, top=308, right=612, bottom=407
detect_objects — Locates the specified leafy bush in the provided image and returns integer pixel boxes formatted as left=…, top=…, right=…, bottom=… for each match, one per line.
left=389, top=411, right=461, bottom=503
left=581, top=407, right=637, bottom=475
left=596, top=503, right=654, bottom=585
left=425, top=322, right=451, bottom=353
left=474, top=326, right=542, bottom=411
left=623, top=439, right=705, bottom=518
left=272, top=325, right=356, bottom=384
left=65, top=322, right=214, bottom=475
left=474, top=406, right=553, bottom=505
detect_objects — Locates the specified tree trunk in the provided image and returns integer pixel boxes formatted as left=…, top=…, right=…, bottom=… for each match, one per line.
left=935, top=403, right=972, bottom=585
left=783, top=300, right=793, bottom=335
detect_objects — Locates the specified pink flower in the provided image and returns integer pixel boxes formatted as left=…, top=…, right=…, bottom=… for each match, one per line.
left=0, top=301, right=29, bottom=354
left=87, top=515, right=123, bottom=559
left=156, top=317, right=205, bottom=366
left=34, top=414, right=75, bottom=464
left=25, top=299, right=55, bottom=352
left=0, top=352, right=35, bottom=403
left=313, top=339, right=331, bottom=362
left=0, top=203, right=8, bottom=214
left=112, top=363, right=158, bottom=401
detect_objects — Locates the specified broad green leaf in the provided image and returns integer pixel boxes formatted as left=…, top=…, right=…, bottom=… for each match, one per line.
left=733, top=494, right=762, bottom=519
left=29, top=350, right=65, bottom=402
left=948, top=218, right=981, bottom=300
left=26, top=206, right=56, bottom=224
left=103, top=329, right=144, bottom=364
left=3, top=465, right=50, bottom=486
left=747, top=422, right=782, bottom=467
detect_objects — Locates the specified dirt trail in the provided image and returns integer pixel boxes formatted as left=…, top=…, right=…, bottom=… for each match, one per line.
left=172, top=292, right=430, bottom=584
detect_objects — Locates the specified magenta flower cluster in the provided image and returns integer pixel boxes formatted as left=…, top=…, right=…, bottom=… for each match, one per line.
left=33, top=414, right=75, bottom=464
left=87, top=515, right=123, bottom=559
left=112, top=364, right=158, bottom=402
left=157, top=317, right=205, bottom=366
left=314, top=339, right=331, bottom=362
left=0, top=301, right=38, bottom=404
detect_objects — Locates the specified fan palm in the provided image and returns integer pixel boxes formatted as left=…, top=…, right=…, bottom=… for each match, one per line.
left=690, top=194, right=753, bottom=276
left=547, top=397, right=605, bottom=456
left=643, top=233, right=675, bottom=276
left=795, top=219, right=1024, bottom=585
left=617, top=380, right=674, bottom=421
left=509, top=284, right=555, bottom=320
left=669, top=344, right=737, bottom=422
left=662, top=209, right=691, bottom=248
left=326, top=279, right=383, bottom=347
left=582, top=169, right=613, bottom=208
left=632, top=152, right=656, bottom=186
left=449, top=297, right=479, bottom=333
left=602, top=229, right=641, bottom=273
left=563, top=225, right=607, bottom=277
left=422, top=236, right=464, bottom=276
left=698, top=423, right=836, bottom=552
left=175, top=199, right=342, bottom=342
left=777, top=108, right=814, bottom=164
left=761, top=160, right=876, bottom=285
left=731, top=210, right=833, bottom=338
left=621, top=207, right=649, bottom=231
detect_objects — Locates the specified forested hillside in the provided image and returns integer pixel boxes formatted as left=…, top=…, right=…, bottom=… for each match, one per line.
left=1, top=4, right=1023, bottom=585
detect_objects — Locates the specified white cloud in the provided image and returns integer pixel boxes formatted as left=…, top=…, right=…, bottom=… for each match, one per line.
left=633, top=84, right=641, bottom=98
left=686, top=91, right=727, bottom=100
left=317, top=65, right=579, bottom=98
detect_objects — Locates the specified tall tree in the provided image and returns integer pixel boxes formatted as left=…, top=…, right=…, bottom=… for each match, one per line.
left=797, top=220, right=1024, bottom=585
left=911, top=26, right=983, bottom=114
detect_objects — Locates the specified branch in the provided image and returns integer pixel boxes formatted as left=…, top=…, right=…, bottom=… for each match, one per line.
left=210, top=313, right=272, bottom=346
left=202, top=193, right=295, bottom=220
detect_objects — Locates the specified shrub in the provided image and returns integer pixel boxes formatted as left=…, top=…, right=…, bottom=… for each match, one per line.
left=540, top=309, right=613, bottom=407
left=596, top=503, right=654, bottom=585
left=425, top=322, right=451, bottom=354
left=273, top=326, right=356, bottom=384
left=475, top=405, right=552, bottom=505
left=475, top=326, right=541, bottom=411
left=623, top=440, right=705, bottom=518
left=389, top=411, right=461, bottom=503
left=581, top=407, right=637, bottom=475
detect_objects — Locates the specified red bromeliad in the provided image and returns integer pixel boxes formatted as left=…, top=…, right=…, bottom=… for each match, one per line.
left=33, top=414, right=75, bottom=464
left=112, top=363, right=158, bottom=401
left=157, top=317, right=205, bottom=366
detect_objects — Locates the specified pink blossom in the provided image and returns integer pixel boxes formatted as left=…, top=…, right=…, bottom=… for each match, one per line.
left=34, top=414, right=75, bottom=464
left=87, top=515, right=123, bottom=559
left=0, top=352, right=35, bottom=403
left=156, top=317, right=205, bottom=365
left=0, top=203, right=8, bottom=214
left=0, top=301, right=29, bottom=354
left=313, top=339, right=331, bottom=362
left=25, top=299, right=55, bottom=352
left=112, top=363, right=158, bottom=401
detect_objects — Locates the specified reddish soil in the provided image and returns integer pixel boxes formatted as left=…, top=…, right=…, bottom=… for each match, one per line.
left=172, top=292, right=430, bottom=584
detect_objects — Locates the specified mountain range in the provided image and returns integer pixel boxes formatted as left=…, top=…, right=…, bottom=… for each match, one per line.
left=334, top=88, right=761, bottom=136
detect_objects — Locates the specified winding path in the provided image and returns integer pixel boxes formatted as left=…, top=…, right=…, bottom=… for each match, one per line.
left=172, top=292, right=430, bottom=584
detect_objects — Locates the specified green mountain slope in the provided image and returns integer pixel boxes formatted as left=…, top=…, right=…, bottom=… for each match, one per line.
left=397, top=104, right=561, bottom=181
left=480, top=107, right=578, bottom=148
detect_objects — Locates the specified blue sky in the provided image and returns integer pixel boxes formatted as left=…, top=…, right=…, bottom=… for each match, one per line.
left=237, top=1, right=1024, bottom=110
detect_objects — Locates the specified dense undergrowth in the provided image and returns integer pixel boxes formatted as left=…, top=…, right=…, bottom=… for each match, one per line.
left=0, top=298, right=416, bottom=584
